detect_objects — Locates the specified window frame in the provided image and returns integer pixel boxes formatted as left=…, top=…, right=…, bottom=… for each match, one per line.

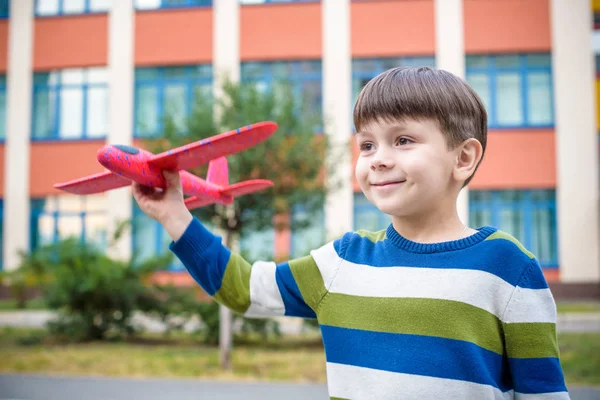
left=469, top=189, right=558, bottom=268
left=465, top=53, right=555, bottom=129
left=31, top=68, right=109, bottom=141
left=134, top=0, right=212, bottom=11
left=133, top=65, right=213, bottom=138
left=34, top=0, right=110, bottom=17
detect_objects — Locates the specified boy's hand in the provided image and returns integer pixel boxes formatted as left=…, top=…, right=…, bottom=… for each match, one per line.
left=132, top=169, right=192, bottom=242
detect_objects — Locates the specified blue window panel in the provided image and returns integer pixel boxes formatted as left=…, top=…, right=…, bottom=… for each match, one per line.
left=30, top=195, right=107, bottom=253
left=0, top=75, right=6, bottom=140
left=240, top=227, right=274, bottom=262
left=134, top=65, right=212, bottom=138
left=0, top=1, right=8, bottom=18
left=469, top=189, right=558, bottom=268
left=351, top=56, right=436, bottom=129
left=353, top=192, right=392, bottom=232
left=466, top=53, right=554, bottom=129
left=135, top=0, right=212, bottom=10
left=32, top=68, right=109, bottom=140
left=35, top=0, right=111, bottom=16
left=290, top=202, right=325, bottom=259
left=132, top=203, right=190, bottom=270
left=241, top=60, right=323, bottom=132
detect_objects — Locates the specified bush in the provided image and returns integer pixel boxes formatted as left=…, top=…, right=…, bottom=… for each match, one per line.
left=18, top=237, right=172, bottom=342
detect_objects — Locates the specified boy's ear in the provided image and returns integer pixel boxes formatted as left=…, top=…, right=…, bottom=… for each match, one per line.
left=453, top=138, right=483, bottom=183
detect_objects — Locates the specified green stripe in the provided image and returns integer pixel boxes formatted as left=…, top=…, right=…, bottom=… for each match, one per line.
left=319, top=294, right=505, bottom=354
left=485, top=231, right=534, bottom=258
left=214, top=253, right=251, bottom=314
left=356, top=229, right=387, bottom=243
left=288, top=255, right=327, bottom=312
left=330, top=397, right=349, bottom=400
left=503, top=322, right=559, bottom=359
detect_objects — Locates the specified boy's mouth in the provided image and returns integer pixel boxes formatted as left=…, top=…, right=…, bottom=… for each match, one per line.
left=371, top=180, right=406, bottom=187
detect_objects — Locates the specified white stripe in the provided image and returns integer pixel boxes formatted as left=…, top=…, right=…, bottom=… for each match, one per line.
left=326, top=362, right=513, bottom=400
left=515, top=392, right=571, bottom=400
left=503, top=285, right=557, bottom=323
left=244, top=261, right=285, bottom=318
left=323, top=253, right=555, bottom=322
left=309, top=241, right=343, bottom=290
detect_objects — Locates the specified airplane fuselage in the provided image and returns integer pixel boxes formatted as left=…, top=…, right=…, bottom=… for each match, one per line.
left=96, top=144, right=233, bottom=204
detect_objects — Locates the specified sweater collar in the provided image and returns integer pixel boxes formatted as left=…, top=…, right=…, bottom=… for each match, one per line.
left=385, top=224, right=497, bottom=254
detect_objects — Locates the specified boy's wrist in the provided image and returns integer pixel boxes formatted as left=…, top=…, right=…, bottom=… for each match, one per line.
left=161, top=207, right=193, bottom=242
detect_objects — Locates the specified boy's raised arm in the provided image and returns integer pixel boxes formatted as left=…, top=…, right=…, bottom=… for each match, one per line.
left=501, top=258, right=570, bottom=399
left=169, top=217, right=340, bottom=319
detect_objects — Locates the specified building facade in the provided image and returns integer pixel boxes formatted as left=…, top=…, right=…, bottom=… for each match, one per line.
left=0, top=0, right=598, bottom=293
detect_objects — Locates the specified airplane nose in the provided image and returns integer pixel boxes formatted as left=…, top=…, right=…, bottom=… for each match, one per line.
left=96, top=145, right=113, bottom=168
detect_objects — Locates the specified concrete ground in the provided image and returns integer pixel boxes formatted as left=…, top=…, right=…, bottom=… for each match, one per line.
left=1, top=374, right=599, bottom=400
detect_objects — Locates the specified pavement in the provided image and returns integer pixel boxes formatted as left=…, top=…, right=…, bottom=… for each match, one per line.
left=0, top=374, right=599, bottom=400
left=1, top=310, right=599, bottom=333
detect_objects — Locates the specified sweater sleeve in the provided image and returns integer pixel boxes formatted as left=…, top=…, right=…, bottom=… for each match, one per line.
left=169, top=217, right=345, bottom=318
left=501, top=258, right=570, bottom=399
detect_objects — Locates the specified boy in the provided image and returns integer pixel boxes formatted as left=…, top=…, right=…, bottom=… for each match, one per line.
left=133, top=67, right=569, bottom=399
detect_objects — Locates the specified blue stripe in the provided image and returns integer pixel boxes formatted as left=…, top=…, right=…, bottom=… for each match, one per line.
left=509, top=357, right=568, bottom=394
left=321, top=325, right=511, bottom=391
left=169, top=218, right=230, bottom=296
left=275, top=262, right=316, bottom=318
left=340, top=234, right=547, bottom=289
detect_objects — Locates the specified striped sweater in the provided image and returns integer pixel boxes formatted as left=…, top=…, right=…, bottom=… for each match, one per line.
left=170, top=217, right=569, bottom=400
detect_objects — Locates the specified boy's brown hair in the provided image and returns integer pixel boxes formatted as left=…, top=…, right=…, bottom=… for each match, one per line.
left=353, top=66, right=487, bottom=186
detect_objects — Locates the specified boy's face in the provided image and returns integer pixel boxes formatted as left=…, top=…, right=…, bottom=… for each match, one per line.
left=355, top=118, right=459, bottom=218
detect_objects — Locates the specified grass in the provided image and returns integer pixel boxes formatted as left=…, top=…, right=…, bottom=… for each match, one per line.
left=0, top=327, right=326, bottom=383
left=0, top=298, right=47, bottom=311
left=0, top=328, right=598, bottom=388
left=556, top=301, right=600, bottom=314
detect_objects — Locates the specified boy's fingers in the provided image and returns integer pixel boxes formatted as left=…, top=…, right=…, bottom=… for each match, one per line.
left=162, top=169, right=182, bottom=190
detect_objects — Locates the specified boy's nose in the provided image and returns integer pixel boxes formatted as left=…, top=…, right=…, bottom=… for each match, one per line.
left=370, top=157, right=395, bottom=170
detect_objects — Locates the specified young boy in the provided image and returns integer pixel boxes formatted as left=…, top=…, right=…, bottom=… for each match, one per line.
left=133, top=67, right=569, bottom=399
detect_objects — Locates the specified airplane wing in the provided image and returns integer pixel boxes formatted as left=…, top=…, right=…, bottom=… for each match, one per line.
left=221, top=180, right=274, bottom=197
left=148, top=121, right=277, bottom=171
left=54, top=171, right=132, bottom=195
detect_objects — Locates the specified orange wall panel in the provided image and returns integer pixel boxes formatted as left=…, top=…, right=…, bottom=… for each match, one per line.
left=135, top=9, right=212, bottom=66
left=351, top=0, right=435, bottom=57
left=30, top=141, right=106, bottom=197
left=464, top=0, right=551, bottom=53
left=34, top=15, right=108, bottom=70
left=0, top=21, right=8, bottom=73
left=470, top=129, right=556, bottom=189
left=240, top=3, right=321, bottom=61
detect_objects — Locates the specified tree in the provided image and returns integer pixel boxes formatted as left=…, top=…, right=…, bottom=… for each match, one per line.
left=147, top=78, right=342, bottom=369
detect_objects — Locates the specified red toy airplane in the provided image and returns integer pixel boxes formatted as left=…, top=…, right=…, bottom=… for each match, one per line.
left=54, top=121, right=278, bottom=209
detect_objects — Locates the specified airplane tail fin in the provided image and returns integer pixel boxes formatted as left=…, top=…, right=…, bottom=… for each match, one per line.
left=207, top=156, right=228, bottom=187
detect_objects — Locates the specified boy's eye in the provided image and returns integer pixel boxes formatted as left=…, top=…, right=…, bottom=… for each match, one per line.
left=397, top=137, right=412, bottom=146
left=360, top=142, right=374, bottom=151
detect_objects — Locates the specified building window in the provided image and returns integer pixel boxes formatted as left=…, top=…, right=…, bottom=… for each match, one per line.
left=240, top=225, right=274, bottom=262
left=290, top=203, right=325, bottom=259
left=134, top=65, right=212, bottom=138
left=0, top=75, right=6, bottom=140
left=0, top=1, right=8, bottom=18
left=469, top=189, right=558, bottom=268
left=35, top=0, right=111, bottom=16
left=241, top=60, right=323, bottom=130
left=30, top=195, right=107, bottom=252
left=466, top=54, right=554, bottom=128
left=32, top=68, right=109, bottom=140
left=134, top=0, right=212, bottom=10
left=353, top=192, right=391, bottom=232
left=352, top=56, right=436, bottom=112
left=132, top=203, right=188, bottom=270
